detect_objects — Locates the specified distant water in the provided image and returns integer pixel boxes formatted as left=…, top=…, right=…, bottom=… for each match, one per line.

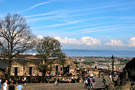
left=62, top=50, right=135, bottom=57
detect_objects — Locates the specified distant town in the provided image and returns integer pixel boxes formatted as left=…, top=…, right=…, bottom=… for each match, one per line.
left=70, top=56, right=132, bottom=72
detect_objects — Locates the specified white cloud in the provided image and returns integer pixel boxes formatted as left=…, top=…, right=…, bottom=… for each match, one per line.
left=81, top=37, right=101, bottom=45
left=55, top=36, right=101, bottom=46
left=128, top=37, right=135, bottom=47
left=37, top=35, right=43, bottom=40
left=106, top=40, right=124, bottom=46
left=55, top=37, right=80, bottom=45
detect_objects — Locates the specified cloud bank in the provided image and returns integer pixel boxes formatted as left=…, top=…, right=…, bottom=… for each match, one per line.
left=36, top=35, right=135, bottom=49
left=55, top=36, right=101, bottom=46
left=129, top=37, right=135, bottom=47
left=106, top=40, right=124, bottom=46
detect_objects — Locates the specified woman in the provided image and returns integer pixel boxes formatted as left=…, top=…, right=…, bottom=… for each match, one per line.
left=9, top=82, right=15, bottom=90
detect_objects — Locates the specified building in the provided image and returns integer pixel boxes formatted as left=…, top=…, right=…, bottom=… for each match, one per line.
left=0, top=55, right=76, bottom=78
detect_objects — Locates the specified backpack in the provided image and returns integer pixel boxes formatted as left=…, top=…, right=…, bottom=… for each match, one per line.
left=85, top=79, right=88, bottom=84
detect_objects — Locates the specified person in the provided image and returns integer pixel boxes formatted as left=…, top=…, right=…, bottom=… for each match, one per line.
left=87, top=76, right=92, bottom=90
left=9, top=78, right=12, bottom=84
left=109, top=74, right=112, bottom=82
left=16, top=83, right=23, bottom=90
left=102, top=73, right=104, bottom=79
left=98, top=72, right=100, bottom=78
left=71, top=77, right=74, bottom=83
left=9, top=82, right=15, bottom=90
left=23, top=77, right=26, bottom=85
left=3, top=80, right=8, bottom=90
left=130, top=82, right=135, bottom=90
left=91, top=77, right=95, bottom=88
left=84, top=78, right=88, bottom=89
left=0, top=79, right=2, bottom=89
left=56, top=78, right=60, bottom=86
left=102, top=78, right=106, bottom=87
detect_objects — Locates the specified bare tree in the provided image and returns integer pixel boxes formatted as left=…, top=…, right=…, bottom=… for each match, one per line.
left=0, top=13, right=36, bottom=78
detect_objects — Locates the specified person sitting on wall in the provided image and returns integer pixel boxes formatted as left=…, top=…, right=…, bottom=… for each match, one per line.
left=23, top=77, right=27, bottom=85
left=21, top=79, right=24, bottom=84
left=62, top=78, right=65, bottom=83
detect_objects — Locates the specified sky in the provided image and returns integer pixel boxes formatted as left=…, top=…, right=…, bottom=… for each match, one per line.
left=0, top=0, right=135, bottom=51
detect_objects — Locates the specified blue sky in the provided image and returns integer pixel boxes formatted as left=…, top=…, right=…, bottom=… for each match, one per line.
left=0, top=0, right=135, bottom=50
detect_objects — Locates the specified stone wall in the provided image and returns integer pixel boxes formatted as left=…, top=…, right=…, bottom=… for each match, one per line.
left=8, top=58, right=76, bottom=76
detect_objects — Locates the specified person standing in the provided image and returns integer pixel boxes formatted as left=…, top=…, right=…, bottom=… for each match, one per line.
left=56, top=78, right=60, bottom=86
left=0, top=79, right=2, bottom=89
left=84, top=78, right=88, bottom=89
left=102, top=73, right=104, bottom=79
left=102, top=78, right=106, bottom=87
left=3, top=80, right=8, bottom=90
left=87, top=76, right=92, bottom=90
left=9, top=82, right=14, bottom=90
left=16, top=83, right=23, bottom=90
left=130, top=82, right=135, bottom=90
left=98, top=72, right=100, bottom=78
left=91, top=77, right=95, bottom=88
left=109, top=74, right=112, bottom=82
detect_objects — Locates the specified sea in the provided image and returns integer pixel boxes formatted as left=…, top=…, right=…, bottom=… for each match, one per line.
left=62, top=50, right=135, bottom=57
left=26, top=49, right=135, bottom=57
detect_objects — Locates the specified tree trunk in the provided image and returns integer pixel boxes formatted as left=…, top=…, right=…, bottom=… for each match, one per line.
left=7, top=59, right=12, bottom=79
left=42, top=70, right=46, bottom=77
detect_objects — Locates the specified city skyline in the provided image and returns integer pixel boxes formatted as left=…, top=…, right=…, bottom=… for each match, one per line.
left=0, top=0, right=135, bottom=50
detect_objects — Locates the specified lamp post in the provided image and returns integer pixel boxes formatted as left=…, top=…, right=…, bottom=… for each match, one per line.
left=111, top=55, right=114, bottom=82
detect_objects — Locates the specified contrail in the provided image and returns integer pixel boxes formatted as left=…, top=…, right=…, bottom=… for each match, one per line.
left=17, top=0, right=52, bottom=13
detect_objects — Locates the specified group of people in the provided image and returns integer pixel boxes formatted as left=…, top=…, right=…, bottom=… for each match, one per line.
left=61, top=77, right=75, bottom=83
left=0, top=79, right=24, bottom=90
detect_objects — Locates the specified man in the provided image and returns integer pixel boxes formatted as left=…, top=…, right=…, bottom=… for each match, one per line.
left=87, top=76, right=92, bottom=90
left=102, top=78, right=106, bottom=87
left=3, top=80, right=8, bottom=90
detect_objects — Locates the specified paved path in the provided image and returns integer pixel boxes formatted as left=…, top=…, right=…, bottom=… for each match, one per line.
left=0, top=77, right=111, bottom=90
left=22, top=83, right=105, bottom=90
